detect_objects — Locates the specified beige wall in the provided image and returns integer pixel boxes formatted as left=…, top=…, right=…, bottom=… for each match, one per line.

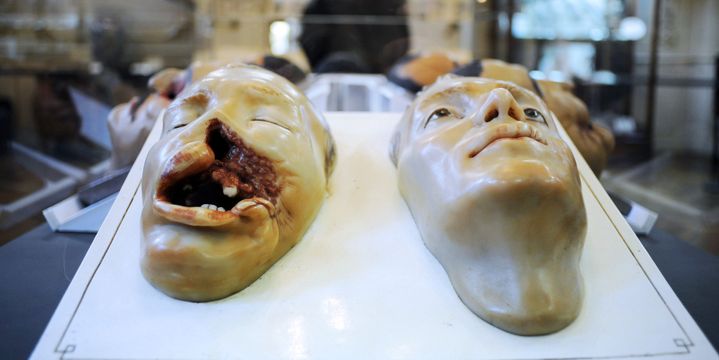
left=407, top=0, right=475, bottom=62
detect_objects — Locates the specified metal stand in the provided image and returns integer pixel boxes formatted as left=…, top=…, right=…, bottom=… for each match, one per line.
left=646, top=0, right=662, bottom=156
left=705, top=55, right=719, bottom=194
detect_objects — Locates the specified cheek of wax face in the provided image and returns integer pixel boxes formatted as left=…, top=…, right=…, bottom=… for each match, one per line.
left=141, top=64, right=336, bottom=302
left=390, top=75, right=587, bottom=335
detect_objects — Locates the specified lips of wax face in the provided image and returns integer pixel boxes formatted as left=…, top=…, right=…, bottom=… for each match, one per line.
left=391, top=76, right=587, bottom=335
left=141, top=64, right=335, bottom=302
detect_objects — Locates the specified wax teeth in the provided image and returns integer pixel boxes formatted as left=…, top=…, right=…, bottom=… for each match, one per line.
left=223, top=186, right=238, bottom=198
left=200, top=204, right=225, bottom=211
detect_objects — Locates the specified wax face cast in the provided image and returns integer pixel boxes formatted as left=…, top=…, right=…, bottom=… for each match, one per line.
left=108, top=94, right=171, bottom=170
left=392, top=76, right=587, bottom=335
left=141, top=65, right=335, bottom=302
left=148, top=61, right=224, bottom=99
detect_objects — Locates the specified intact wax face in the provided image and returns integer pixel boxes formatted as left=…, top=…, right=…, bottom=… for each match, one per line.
left=141, top=65, right=335, bottom=302
left=392, top=76, right=587, bottom=335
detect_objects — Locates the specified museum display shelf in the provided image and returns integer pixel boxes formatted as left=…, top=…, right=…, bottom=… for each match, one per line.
left=32, top=113, right=717, bottom=360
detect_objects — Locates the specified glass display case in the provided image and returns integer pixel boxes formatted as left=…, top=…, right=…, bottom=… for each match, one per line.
left=0, top=1, right=717, bottom=358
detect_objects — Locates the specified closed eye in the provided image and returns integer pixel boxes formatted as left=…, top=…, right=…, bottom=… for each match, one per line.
left=164, top=91, right=210, bottom=133
left=251, top=118, right=292, bottom=132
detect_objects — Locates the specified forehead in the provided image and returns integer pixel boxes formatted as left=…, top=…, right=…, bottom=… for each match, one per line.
left=193, top=67, right=300, bottom=108
left=419, top=79, right=541, bottom=107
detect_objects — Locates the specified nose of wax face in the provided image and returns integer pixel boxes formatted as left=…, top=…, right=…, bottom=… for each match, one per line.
left=477, top=88, right=524, bottom=124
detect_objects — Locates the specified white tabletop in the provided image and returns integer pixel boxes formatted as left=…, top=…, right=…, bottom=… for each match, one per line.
left=32, top=113, right=718, bottom=360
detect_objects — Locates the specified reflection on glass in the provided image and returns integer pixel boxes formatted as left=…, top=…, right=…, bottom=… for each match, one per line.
left=513, top=0, right=626, bottom=41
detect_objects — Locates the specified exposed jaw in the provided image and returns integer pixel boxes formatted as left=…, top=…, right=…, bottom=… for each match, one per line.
left=466, top=122, right=548, bottom=158
left=152, top=120, right=280, bottom=227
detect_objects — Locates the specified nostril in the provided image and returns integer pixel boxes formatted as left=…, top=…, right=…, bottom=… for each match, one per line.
left=206, top=120, right=231, bottom=160
left=508, top=107, right=520, bottom=121
left=484, top=108, right=499, bottom=122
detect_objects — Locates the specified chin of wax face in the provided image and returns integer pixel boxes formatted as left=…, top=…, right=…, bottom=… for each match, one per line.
left=391, top=75, right=587, bottom=335
left=141, top=64, right=335, bottom=302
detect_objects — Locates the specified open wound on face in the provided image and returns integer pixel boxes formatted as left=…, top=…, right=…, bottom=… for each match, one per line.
left=141, top=65, right=334, bottom=302
left=157, top=119, right=280, bottom=214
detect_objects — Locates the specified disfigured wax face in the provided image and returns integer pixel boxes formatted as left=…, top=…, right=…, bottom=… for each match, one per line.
left=391, top=76, right=587, bottom=335
left=141, top=65, right=335, bottom=302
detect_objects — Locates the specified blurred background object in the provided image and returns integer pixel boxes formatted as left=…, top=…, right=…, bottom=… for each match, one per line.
left=0, top=0, right=197, bottom=237
left=299, top=0, right=408, bottom=73
left=386, top=52, right=458, bottom=93
left=538, top=78, right=616, bottom=176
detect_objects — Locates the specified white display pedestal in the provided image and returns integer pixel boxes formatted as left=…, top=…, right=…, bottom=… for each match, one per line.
left=32, top=113, right=718, bottom=360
